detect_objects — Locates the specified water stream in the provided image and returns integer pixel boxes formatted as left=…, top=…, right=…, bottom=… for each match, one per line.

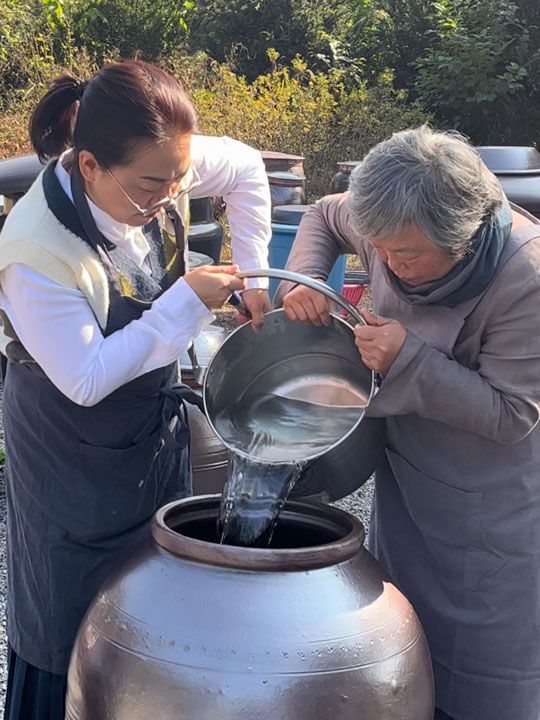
left=217, top=453, right=304, bottom=547
left=215, top=391, right=365, bottom=547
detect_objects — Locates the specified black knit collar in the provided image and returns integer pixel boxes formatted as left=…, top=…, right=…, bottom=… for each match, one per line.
left=41, top=159, right=179, bottom=298
left=42, top=159, right=158, bottom=259
left=42, top=160, right=91, bottom=243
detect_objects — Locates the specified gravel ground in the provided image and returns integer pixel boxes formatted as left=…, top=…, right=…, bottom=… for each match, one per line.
left=335, top=480, right=374, bottom=534
left=0, top=309, right=374, bottom=706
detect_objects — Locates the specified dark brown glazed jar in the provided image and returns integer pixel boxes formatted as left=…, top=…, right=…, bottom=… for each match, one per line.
left=177, top=325, right=230, bottom=496
left=476, top=146, right=540, bottom=219
left=261, top=150, right=305, bottom=177
left=187, top=197, right=224, bottom=263
left=267, top=170, right=307, bottom=208
left=331, top=161, right=362, bottom=194
left=66, top=496, right=434, bottom=720
left=187, top=404, right=229, bottom=495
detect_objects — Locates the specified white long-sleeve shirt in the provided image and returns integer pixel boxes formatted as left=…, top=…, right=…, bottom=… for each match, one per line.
left=0, top=135, right=271, bottom=407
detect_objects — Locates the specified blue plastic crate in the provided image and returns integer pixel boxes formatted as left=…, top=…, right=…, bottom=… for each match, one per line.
left=269, top=221, right=346, bottom=299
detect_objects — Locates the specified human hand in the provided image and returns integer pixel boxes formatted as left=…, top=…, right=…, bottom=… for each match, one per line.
left=237, top=288, right=272, bottom=332
left=353, top=308, right=406, bottom=374
left=184, top=264, right=246, bottom=310
left=282, top=284, right=333, bottom=326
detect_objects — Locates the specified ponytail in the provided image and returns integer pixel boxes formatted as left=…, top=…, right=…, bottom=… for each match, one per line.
left=29, top=75, right=87, bottom=162
left=29, top=61, right=197, bottom=168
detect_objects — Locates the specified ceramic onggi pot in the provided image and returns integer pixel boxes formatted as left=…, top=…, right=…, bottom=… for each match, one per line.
left=66, top=496, right=434, bottom=720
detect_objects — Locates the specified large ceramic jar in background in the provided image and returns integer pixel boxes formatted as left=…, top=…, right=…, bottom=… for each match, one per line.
left=261, top=150, right=305, bottom=177
left=177, top=323, right=230, bottom=496
left=267, top=170, right=307, bottom=208
left=331, top=161, right=362, bottom=194
left=66, top=496, right=434, bottom=720
left=476, top=146, right=540, bottom=219
left=187, top=197, right=224, bottom=264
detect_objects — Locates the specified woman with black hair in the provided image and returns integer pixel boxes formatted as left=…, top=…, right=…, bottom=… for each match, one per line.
left=0, top=60, right=271, bottom=719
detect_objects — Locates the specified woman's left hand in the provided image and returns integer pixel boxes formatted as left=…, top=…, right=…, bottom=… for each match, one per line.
left=239, top=288, right=272, bottom=332
left=354, top=309, right=406, bottom=374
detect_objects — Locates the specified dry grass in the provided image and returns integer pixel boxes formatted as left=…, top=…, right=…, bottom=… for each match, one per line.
left=0, top=52, right=430, bottom=200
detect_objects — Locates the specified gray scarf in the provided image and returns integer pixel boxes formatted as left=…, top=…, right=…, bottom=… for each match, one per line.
left=385, top=196, right=513, bottom=307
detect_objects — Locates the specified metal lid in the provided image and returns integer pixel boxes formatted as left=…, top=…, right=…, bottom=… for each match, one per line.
left=267, top=170, right=306, bottom=186
left=475, top=146, right=540, bottom=175
left=188, top=251, right=214, bottom=268
left=261, top=150, right=304, bottom=162
left=0, top=154, right=44, bottom=196
left=272, top=204, right=311, bottom=225
left=337, top=161, right=362, bottom=173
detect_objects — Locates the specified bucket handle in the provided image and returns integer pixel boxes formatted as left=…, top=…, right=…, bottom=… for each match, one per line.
left=233, top=268, right=366, bottom=327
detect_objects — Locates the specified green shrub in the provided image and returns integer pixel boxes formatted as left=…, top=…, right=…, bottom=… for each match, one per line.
left=0, top=48, right=431, bottom=199
left=188, top=0, right=351, bottom=81
left=0, top=1, right=54, bottom=106
left=173, top=52, right=430, bottom=198
left=414, top=0, right=540, bottom=144
left=69, top=0, right=193, bottom=63
left=345, top=0, right=440, bottom=89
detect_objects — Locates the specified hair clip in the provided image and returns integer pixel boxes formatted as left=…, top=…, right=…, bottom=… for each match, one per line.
left=73, top=80, right=87, bottom=100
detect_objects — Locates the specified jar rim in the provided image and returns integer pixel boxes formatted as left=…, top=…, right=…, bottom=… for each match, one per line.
left=152, top=495, right=365, bottom=572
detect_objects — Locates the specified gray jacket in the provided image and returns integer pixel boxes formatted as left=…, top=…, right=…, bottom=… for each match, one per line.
left=276, top=192, right=540, bottom=720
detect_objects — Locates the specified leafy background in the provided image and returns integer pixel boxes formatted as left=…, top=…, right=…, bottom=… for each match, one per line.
left=0, top=0, right=538, bottom=198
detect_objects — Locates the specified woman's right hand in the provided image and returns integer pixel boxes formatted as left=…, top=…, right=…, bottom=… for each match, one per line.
left=184, top=264, right=246, bottom=310
left=283, top=284, right=333, bottom=326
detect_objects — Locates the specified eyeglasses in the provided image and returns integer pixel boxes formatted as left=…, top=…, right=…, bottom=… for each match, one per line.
left=106, top=168, right=181, bottom=217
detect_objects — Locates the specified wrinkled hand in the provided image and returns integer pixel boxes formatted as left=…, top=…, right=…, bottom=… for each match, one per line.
left=354, top=309, right=406, bottom=374
left=184, top=264, right=246, bottom=310
left=282, top=284, right=334, bottom=326
left=238, top=288, right=272, bottom=332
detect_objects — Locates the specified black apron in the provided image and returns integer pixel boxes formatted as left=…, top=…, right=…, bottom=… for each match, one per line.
left=367, top=224, right=540, bottom=719
left=3, top=162, right=203, bottom=694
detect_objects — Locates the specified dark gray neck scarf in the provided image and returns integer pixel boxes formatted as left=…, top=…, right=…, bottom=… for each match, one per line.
left=384, top=195, right=513, bottom=307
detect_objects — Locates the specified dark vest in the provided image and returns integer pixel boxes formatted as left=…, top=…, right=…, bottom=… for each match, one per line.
left=3, top=161, right=201, bottom=674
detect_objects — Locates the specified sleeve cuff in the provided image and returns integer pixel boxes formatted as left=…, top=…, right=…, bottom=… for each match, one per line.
left=153, top=276, right=215, bottom=327
left=245, top=277, right=270, bottom=290
left=383, top=330, right=425, bottom=381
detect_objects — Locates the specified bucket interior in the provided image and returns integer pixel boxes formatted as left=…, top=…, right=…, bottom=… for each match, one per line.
left=205, top=310, right=373, bottom=465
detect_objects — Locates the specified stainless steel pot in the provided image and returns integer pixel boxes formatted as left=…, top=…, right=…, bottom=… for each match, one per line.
left=203, top=269, right=385, bottom=499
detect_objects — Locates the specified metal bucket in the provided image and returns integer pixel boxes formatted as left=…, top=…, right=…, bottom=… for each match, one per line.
left=203, top=269, right=385, bottom=499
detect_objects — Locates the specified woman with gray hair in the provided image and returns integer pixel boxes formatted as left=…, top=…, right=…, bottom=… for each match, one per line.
left=276, top=126, right=540, bottom=720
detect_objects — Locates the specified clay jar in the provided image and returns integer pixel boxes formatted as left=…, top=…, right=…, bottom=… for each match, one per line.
left=187, top=197, right=224, bottom=264
left=266, top=170, right=307, bottom=208
left=66, top=496, right=434, bottom=720
left=476, top=146, right=540, bottom=218
left=187, top=403, right=229, bottom=495
left=331, top=161, right=362, bottom=194
left=261, top=150, right=305, bottom=177
left=175, top=323, right=230, bottom=496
